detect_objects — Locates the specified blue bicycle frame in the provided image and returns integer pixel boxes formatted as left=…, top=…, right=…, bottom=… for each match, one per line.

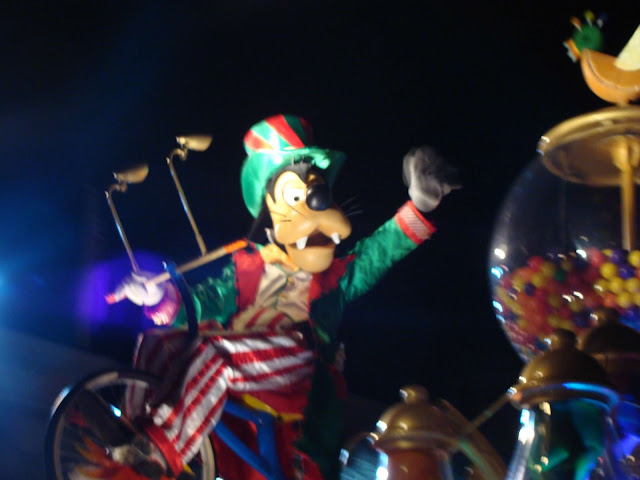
left=166, top=261, right=288, bottom=480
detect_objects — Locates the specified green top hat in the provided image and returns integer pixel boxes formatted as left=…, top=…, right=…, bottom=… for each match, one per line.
left=241, top=114, right=345, bottom=217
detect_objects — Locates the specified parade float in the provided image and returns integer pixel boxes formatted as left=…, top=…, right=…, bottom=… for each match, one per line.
left=44, top=12, right=640, bottom=480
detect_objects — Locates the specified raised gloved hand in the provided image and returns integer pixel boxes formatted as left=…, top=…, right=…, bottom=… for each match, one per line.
left=113, top=271, right=167, bottom=307
left=402, top=146, right=461, bottom=213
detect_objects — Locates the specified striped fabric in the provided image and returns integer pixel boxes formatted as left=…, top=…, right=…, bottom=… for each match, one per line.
left=126, top=327, right=314, bottom=474
left=394, top=201, right=436, bottom=244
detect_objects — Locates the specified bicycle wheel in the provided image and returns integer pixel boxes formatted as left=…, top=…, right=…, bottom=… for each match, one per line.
left=45, top=369, right=216, bottom=480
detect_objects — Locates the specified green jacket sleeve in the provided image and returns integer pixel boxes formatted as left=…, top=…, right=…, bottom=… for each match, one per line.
left=172, top=260, right=238, bottom=327
left=339, top=201, right=434, bottom=303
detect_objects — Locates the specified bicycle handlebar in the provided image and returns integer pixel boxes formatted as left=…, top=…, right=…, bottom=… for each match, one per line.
left=105, top=239, right=248, bottom=304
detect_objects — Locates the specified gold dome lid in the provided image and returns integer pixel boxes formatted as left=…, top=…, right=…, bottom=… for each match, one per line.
left=373, top=385, right=464, bottom=452
left=509, top=329, right=618, bottom=408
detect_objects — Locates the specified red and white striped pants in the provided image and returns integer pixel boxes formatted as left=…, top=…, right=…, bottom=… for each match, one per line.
left=126, top=324, right=315, bottom=474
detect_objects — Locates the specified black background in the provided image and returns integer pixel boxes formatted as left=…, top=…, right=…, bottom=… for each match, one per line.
left=1, top=0, right=638, bottom=461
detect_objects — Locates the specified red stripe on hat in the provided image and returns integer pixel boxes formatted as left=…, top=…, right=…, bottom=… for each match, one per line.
left=244, top=129, right=274, bottom=152
left=299, top=117, right=313, bottom=143
left=266, top=115, right=306, bottom=149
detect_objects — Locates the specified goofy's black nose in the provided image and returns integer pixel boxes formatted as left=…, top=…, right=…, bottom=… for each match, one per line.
left=306, top=183, right=331, bottom=211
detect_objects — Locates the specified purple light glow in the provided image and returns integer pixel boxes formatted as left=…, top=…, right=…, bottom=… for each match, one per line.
left=74, top=251, right=165, bottom=325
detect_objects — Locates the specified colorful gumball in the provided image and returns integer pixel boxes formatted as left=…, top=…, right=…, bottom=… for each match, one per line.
left=608, top=276, right=626, bottom=294
left=583, top=266, right=601, bottom=283
left=539, top=261, right=556, bottom=278
left=603, top=291, right=619, bottom=308
left=547, top=293, right=562, bottom=308
left=524, top=282, right=536, bottom=296
left=600, top=261, right=618, bottom=279
left=628, top=250, right=640, bottom=267
left=626, top=277, right=640, bottom=293
left=499, top=273, right=513, bottom=289
left=534, top=287, right=549, bottom=303
left=511, top=276, right=526, bottom=292
left=547, top=313, right=561, bottom=328
left=530, top=272, right=547, bottom=288
left=582, top=290, right=602, bottom=309
left=618, top=263, right=635, bottom=280
left=609, top=248, right=627, bottom=265
left=515, top=266, right=535, bottom=283
left=572, top=311, right=591, bottom=328
left=567, top=297, right=582, bottom=312
left=617, top=291, right=634, bottom=309
left=558, top=319, right=575, bottom=331
left=527, top=255, right=545, bottom=270
left=554, top=269, right=567, bottom=283
left=587, top=247, right=606, bottom=267
left=593, top=278, right=608, bottom=293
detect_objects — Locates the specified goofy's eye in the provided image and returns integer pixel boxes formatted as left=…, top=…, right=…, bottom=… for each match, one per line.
left=283, top=187, right=305, bottom=206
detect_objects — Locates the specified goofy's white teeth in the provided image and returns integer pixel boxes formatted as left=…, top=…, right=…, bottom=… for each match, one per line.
left=295, top=236, right=308, bottom=250
left=331, top=233, right=341, bottom=245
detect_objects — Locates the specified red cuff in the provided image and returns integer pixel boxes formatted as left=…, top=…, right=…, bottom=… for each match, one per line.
left=394, top=201, right=436, bottom=244
left=143, top=283, right=181, bottom=326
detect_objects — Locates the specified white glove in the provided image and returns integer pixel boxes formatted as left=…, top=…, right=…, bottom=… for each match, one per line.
left=403, top=146, right=461, bottom=212
left=114, top=271, right=166, bottom=307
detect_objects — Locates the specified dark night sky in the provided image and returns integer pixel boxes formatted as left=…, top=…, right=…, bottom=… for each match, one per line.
left=1, top=0, right=639, bottom=461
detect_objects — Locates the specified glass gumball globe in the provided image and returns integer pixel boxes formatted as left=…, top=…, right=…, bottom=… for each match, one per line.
left=489, top=106, right=640, bottom=361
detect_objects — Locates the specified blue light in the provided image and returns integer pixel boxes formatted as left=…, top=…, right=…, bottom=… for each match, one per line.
left=376, top=452, right=389, bottom=480
left=376, top=466, right=389, bottom=480
left=493, top=301, right=504, bottom=312
left=561, top=383, right=617, bottom=402
left=110, top=405, right=122, bottom=417
left=490, top=267, right=504, bottom=279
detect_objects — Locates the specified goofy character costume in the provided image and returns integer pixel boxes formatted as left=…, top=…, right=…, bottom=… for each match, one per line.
left=115, top=114, right=460, bottom=480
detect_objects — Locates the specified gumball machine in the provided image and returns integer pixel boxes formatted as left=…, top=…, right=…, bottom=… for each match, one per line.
left=490, top=18, right=640, bottom=480
left=489, top=103, right=640, bottom=480
left=490, top=15, right=640, bottom=361
left=489, top=105, right=640, bottom=361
